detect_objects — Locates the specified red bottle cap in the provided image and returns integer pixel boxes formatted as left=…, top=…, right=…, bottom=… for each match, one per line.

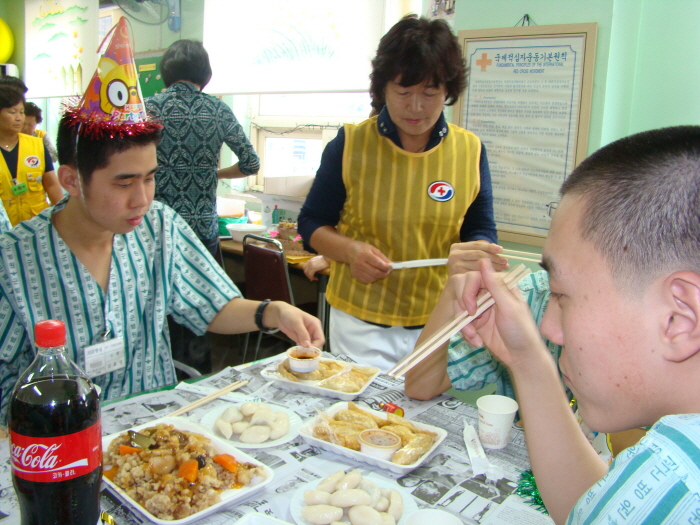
left=34, top=319, right=67, bottom=347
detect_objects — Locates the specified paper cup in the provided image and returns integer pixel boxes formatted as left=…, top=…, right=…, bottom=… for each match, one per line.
left=476, top=394, right=519, bottom=449
left=405, top=509, right=463, bottom=525
left=358, top=429, right=401, bottom=461
left=286, top=346, right=321, bottom=373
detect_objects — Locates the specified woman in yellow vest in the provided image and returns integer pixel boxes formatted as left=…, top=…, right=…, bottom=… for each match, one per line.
left=299, top=15, right=508, bottom=371
left=0, top=87, right=63, bottom=226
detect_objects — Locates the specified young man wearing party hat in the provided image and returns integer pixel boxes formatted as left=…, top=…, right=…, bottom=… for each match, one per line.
left=445, top=126, right=700, bottom=524
left=0, top=18, right=324, bottom=420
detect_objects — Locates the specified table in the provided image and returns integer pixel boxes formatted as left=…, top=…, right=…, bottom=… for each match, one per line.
left=220, top=239, right=330, bottom=348
left=0, top=356, right=554, bottom=525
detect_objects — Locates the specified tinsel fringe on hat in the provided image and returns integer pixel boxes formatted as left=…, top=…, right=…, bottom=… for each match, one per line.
left=61, top=98, right=162, bottom=140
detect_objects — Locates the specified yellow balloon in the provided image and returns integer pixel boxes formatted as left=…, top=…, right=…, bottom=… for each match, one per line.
left=0, top=17, right=14, bottom=64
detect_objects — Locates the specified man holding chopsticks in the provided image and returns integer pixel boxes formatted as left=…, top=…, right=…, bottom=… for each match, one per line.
left=414, top=126, right=700, bottom=524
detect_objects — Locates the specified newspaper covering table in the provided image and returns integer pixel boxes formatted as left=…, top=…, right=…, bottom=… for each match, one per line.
left=0, top=355, right=554, bottom=524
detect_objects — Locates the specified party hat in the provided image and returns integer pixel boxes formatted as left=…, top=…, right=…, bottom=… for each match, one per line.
left=63, top=16, right=161, bottom=138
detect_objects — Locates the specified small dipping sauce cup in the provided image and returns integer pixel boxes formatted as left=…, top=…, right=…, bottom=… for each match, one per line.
left=358, top=429, right=401, bottom=461
left=286, top=346, right=321, bottom=373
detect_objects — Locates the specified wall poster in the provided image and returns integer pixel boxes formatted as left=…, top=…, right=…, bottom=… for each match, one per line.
left=454, top=24, right=597, bottom=245
left=24, top=0, right=98, bottom=98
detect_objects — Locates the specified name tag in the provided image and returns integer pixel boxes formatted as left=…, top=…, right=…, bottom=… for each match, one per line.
left=83, top=337, right=125, bottom=378
left=12, top=183, right=28, bottom=196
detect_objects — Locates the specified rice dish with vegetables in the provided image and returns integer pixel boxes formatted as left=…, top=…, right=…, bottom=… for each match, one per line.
left=103, top=423, right=267, bottom=520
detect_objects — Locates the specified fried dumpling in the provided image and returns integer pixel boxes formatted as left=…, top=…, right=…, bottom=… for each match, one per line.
left=334, top=409, right=378, bottom=430
left=391, top=432, right=434, bottom=465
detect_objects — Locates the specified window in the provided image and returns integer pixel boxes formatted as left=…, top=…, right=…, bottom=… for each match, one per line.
left=237, top=92, right=372, bottom=194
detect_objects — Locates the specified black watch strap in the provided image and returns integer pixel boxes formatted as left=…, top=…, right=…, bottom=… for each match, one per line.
left=255, top=299, right=280, bottom=334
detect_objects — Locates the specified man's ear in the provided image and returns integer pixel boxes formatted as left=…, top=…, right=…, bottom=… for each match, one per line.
left=662, top=271, right=700, bottom=362
left=58, top=165, right=81, bottom=197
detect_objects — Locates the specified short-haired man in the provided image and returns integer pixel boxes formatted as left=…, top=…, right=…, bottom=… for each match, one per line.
left=0, top=110, right=323, bottom=421
left=447, top=126, right=700, bottom=524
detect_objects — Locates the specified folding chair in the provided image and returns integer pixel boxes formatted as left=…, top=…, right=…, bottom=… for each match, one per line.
left=242, top=234, right=295, bottom=362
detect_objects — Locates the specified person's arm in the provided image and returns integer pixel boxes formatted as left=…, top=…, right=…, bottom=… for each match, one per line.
left=42, top=134, right=58, bottom=163
left=207, top=298, right=324, bottom=349
left=166, top=210, right=324, bottom=348
left=220, top=102, right=260, bottom=176
left=42, top=170, right=63, bottom=205
left=0, top=286, right=32, bottom=422
left=460, top=261, right=608, bottom=524
left=309, top=226, right=391, bottom=284
left=404, top=276, right=457, bottom=399
left=460, top=144, right=497, bottom=243
left=217, top=163, right=246, bottom=179
left=0, top=204, right=11, bottom=233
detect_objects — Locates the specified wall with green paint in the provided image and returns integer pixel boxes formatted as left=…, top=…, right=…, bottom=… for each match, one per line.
left=453, top=0, right=700, bottom=153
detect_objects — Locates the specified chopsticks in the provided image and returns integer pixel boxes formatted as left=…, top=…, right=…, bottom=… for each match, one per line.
left=167, top=380, right=249, bottom=417
left=387, top=264, right=531, bottom=379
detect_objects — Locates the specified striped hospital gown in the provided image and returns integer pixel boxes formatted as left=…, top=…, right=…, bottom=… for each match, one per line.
left=0, top=199, right=240, bottom=420
left=568, top=414, right=700, bottom=524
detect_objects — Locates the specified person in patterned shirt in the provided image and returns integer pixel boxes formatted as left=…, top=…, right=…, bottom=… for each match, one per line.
left=423, top=126, right=700, bottom=524
left=146, top=39, right=261, bottom=375
left=146, top=39, right=260, bottom=257
left=0, top=114, right=323, bottom=421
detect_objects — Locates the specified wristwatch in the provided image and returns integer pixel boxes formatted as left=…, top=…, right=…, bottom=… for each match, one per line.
left=255, top=299, right=280, bottom=334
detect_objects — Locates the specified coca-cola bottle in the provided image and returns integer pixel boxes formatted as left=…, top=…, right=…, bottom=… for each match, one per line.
left=9, top=319, right=102, bottom=525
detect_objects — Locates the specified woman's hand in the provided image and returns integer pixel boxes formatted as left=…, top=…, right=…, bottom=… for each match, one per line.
left=346, top=241, right=392, bottom=284
left=448, top=241, right=508, bottom=275
left=303, top=255, right=330, bottom=281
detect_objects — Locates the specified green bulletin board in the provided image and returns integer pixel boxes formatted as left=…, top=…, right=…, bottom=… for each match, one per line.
left=134, top=51, right=166, bottom=98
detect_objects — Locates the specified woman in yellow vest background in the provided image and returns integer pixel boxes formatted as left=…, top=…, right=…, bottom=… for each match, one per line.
left=22, top=101, right=58, bottom=163
left=0, top=86, right=63, bottom=226
left=299, top=15, right=508, bottom=371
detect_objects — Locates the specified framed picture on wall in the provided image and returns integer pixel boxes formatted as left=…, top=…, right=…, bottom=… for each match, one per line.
left=454, top=23, right=597, bottom=246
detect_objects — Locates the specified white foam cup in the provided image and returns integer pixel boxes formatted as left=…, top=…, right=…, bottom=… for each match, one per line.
left=476, top=394, right=519, bottom=449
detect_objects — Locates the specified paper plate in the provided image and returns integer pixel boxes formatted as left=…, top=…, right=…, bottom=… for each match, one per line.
left=289, top=471, right=418, bottom=525
left=200, top=402, right=303, bottom=449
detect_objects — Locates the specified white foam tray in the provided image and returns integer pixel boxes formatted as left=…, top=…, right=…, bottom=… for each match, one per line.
left=298, top=402, right=447, bottom=474
left=102, top=417, right=274, bottom=525
left=261, top=356, right=380, bottom=401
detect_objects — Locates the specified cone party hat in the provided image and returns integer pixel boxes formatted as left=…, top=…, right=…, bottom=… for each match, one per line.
left=63, top=16, right=161, bottom=138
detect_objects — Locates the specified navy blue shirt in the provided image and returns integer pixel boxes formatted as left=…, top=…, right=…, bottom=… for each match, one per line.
left=298, top=107, right=497, bottom=252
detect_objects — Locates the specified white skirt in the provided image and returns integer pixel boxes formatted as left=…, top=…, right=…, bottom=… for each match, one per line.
left=328, top=306, right=422, bottom=373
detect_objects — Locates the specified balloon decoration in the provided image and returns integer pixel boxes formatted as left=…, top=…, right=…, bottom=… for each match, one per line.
left=0, top=17, right=14, bottom=63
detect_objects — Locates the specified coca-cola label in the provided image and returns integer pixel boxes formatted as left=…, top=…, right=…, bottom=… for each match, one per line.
left=10, top=422, right=102, bottom=482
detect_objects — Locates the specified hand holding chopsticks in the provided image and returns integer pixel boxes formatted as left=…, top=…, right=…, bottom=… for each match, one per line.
left=167, top=380, right=248, bottom=417
left=388, top=264, right=531, bottom=379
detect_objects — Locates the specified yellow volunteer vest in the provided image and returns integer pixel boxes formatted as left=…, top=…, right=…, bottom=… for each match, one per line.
left=0, top=133, right=49, bottom=226
left=327, top=118, right=481, bottom=326
left=34, top=129, right=47, bottom=139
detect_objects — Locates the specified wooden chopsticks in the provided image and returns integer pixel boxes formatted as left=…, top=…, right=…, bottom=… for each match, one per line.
left=167, top=380, right=249, bottom=417
left=388, top=264, right=531, bottom=379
